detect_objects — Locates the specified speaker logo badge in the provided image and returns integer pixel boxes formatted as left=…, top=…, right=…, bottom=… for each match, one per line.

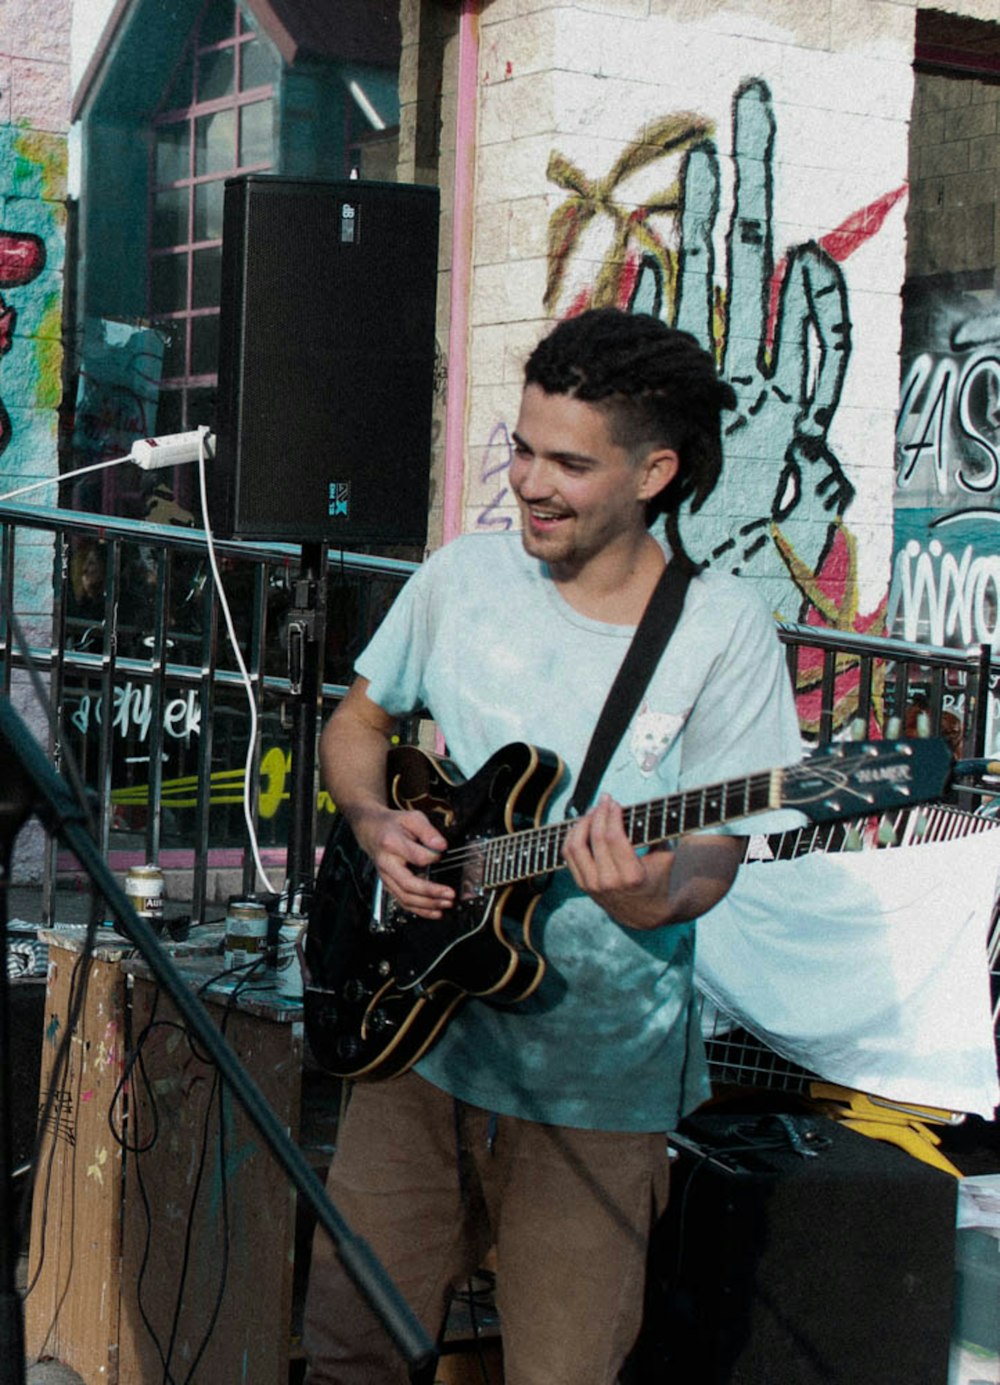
left=340, top=201, right=358, bottom=244
left=328, top=482, right=350, bottom=518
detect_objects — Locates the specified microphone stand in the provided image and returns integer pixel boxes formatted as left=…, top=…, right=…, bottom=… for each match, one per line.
left=0, top=750, right=34, bottom=1385
left=0, top=695, right=437, bottom=1385
left=285, top=541, right=327, bottom=907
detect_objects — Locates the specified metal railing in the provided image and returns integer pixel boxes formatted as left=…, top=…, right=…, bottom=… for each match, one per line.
left=777, top=617, right=996, bottom=763
left=1, top=499, right=997, bottom=922
left=0, top=501, right=414, bottom=923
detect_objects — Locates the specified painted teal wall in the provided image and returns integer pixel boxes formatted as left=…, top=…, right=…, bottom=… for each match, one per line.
left=0, top=39, right=70, bottom=626
left=1, top=6, right=71, bottom=878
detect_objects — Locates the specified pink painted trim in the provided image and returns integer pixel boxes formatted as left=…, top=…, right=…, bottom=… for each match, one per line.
left=441, top=0, right=480, bottom=546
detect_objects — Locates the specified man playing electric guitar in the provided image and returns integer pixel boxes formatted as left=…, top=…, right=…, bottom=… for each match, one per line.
left=303, top=309, right=804, bottom=1384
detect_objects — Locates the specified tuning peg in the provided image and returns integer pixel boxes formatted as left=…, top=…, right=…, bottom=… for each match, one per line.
left=876, top=817, right=898, bottom=846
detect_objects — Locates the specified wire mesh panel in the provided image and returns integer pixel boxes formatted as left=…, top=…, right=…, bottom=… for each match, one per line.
left=700, top=803, right=1000, bottom=1097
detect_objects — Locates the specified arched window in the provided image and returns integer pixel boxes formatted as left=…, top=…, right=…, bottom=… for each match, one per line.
left=150, top=0, right=276, bottom=439
left=72, top=0, right=404, bottom=520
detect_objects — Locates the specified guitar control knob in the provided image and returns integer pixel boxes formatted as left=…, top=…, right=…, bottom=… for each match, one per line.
left=342, top=978, right=368, bottom=1002
left=336, top=1035, right=363, bottom=1061
left=368, top=1008, right=394, bottom=1033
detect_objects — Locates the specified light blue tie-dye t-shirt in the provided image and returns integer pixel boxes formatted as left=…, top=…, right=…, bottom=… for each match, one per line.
left=356, top=532, right=802, bottom=1132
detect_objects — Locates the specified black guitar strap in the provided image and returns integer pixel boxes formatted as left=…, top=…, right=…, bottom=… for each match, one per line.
left=568, top=559, right=692, bottom=818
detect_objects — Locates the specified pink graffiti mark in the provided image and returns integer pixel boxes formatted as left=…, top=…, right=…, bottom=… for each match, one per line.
left=0, top=230, right=47, bottom=459
left=766, top=185, right=907, bottom=351
left=81, top=1090, right=95, bottom=1103
left=616, top=240, right=643, bottom=310
left=0, top=305, right=15, bottom=356
left=819, top=186, right=908, bottom=263
left=778, top=523, right=889, bottom=734
left=765, top=184, right=905, bottom=702
left=0, top=232, right=45, bottom=288
left=566, top=288, right=591, bottom=318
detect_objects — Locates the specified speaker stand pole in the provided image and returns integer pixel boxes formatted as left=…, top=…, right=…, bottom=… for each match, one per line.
left=0, top=697, right=437, bottom=1383
left=285, top=542, right=327, bottom=909
left=0, top=762, right=32, bottom=1385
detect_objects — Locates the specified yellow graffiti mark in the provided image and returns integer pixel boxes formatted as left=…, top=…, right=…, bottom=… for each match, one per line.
left=34, top=294, right=65, bottom=408
left=109, top=754, right=337, bottom=817
left=87, top=1147, right=109, bottom=1186
left=15, top=127, right=69, bottom=201
left=258, top=745, right=289, bottom=819
left=545, top=113, right=713, bottom=315
left=773, top=520, right=888, bottom=735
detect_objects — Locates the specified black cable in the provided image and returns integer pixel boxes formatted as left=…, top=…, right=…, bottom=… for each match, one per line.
left=178, top=999, right=240, bottom=1384
left=669, top=1146, right=711, bottom=1290
left=449, top=1272, right=496, bottom=1384
left=20, top=926, right=102, bottom=1302
left=126, top=959, right=264, bottom=1384
left=118, top=987, right=182, bottom=1385
left=162, top=1060, right=220, bottom=1385
left=173, top=961, right=265, bottom=1384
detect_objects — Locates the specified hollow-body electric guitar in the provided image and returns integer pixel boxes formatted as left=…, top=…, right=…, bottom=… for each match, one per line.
left=303, top=736, right=952, bottom=1081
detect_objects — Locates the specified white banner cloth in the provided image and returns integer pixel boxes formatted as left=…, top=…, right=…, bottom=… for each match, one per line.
left=695, top=827, right=1000, bottom=1118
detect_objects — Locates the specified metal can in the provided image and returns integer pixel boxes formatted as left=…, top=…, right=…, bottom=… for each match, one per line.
left=126, top=864, right=165, bottom=928
left=272, top=916, right=307, bottom=1001
left=223, top=899, right=269, bottom=972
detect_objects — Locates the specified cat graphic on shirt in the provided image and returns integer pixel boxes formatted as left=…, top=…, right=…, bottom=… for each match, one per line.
left=628, top=702, right=685, bottom=776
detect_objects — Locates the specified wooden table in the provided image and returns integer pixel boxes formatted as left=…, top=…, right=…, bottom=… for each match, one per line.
left=25, top=929, right=132, bottom=1384
left=25, top=927, right=303, bottom=1385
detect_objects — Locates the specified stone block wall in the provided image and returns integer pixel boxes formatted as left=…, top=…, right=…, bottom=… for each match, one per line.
left=0, top=0, right=71, bottom=876
left=892, top=23, right=1000, bottom=734
left=458, top=0, right=924, bottom=658
left=908, top=68, right=999, bottom=285
left=0, top=1, right=70, bottom=583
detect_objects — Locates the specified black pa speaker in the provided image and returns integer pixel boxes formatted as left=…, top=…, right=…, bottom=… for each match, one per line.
left=624, top=1111, right=958, bottom=1385
left=211, top=175, right=439, bottom=544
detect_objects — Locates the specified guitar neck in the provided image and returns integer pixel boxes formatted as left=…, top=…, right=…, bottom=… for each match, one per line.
left=620, top=768, right=779, bottom=850
left=483, top=767, right=780, bottom=888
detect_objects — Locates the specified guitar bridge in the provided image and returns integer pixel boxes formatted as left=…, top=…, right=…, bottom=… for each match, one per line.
left=370, top=878, right=397, bottom=934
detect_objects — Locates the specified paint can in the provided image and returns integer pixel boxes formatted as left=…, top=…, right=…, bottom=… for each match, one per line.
left=125, top=864, right=165, bottom=931
left=223, top=898, right=269, bottom=973
left=272, top=915, right=307, bottom=1001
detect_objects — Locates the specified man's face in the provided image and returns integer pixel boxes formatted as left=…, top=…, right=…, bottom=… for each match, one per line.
left=509, top=384, right=676, bottom=578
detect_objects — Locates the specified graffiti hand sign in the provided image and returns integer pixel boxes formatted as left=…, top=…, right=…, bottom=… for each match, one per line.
left=648, top=80, right=854, bottom=608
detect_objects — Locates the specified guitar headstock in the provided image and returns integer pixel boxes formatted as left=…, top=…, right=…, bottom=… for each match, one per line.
left=784, top=737, right=953, bottom=822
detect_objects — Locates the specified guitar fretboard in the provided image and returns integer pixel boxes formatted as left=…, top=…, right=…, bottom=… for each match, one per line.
left=481, top=768, right=780, bottom=888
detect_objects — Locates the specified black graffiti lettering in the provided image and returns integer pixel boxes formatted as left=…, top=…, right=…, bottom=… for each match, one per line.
left=897, top=350, right=1000, bottom=498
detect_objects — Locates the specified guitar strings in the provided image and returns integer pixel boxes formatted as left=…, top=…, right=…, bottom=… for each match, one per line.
left=409, top=748, right=929, bottom=886
left=415, top=769, right=781, bottom=884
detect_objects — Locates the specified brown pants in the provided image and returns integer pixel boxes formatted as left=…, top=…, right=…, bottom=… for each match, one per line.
left=303, top=1072, right=669, bottom=1385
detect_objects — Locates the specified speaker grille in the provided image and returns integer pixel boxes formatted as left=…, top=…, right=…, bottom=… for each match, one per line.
left=213, top=176, right=439, bottom=544
left=627, top=1113, right=958, bottom=1385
